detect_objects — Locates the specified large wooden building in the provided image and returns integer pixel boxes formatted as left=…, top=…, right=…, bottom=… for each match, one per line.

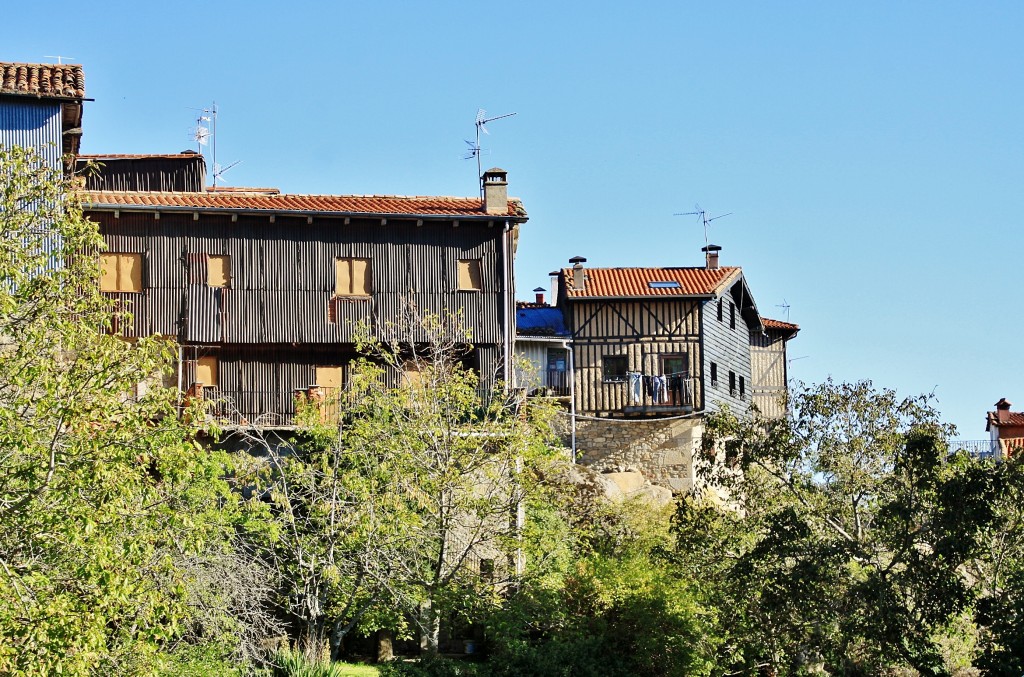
left=83, top=162, right=527, bottom=425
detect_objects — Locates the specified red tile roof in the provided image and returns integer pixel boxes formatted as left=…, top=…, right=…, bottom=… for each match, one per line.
left=761, top=317, right=800, bottom=332
left=82, top=190, right=527, bottom=218
left=79, top=153, right=201, bottom=160
left=988, top=411, right=1024, bottom=427
left=562, top=266, right=740, bottom=299
left=0, top=62, right=85, bottom=99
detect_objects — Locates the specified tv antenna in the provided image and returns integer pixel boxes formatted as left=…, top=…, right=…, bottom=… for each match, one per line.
left=467, top=109, right=516, bottom=194
left=44, top=55, right=75, bottom=64
left=189, top=102, right=240, bottom=188
left=213, top=160, right=243, bottom=186
left=674, top=203, right=732, bottom=248
left=776, top=299, right=791, bottom=322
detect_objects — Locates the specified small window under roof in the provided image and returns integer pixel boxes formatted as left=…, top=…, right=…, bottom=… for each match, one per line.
left=648, top=281, right=681, bottom=289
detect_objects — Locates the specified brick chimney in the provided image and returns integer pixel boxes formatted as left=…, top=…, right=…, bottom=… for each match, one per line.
left=702, top=244, right=722, bottom=270
left=569, top=256, right=587, bottom=291
left=533, top=287, right=545, bottom=304
left=996, top=398, right=1013, bottom=424
left=482, top=168, right=508, bottom=215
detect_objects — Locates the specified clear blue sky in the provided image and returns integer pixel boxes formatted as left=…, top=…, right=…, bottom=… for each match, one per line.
left=6, top=1, right=1022, bottom=438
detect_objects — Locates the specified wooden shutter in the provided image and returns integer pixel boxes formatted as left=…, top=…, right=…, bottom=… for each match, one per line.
left=100, top=253, right=119, bottom=291
left=315, top=365, right=343, bottom=389
left=351, top=258, right=371, bottom=295
left=196, top=356, right=218, bottom=387
left=458, top=259, right=482, bottom=291
left=335, top=258, right=351, bottom=295
left=121, top=253, right=143, bottom=292
left=207, top=255, right=231, bottom=287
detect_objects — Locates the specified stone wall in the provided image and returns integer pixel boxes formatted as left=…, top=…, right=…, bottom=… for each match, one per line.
left=575, top=417, right=704, bottom=493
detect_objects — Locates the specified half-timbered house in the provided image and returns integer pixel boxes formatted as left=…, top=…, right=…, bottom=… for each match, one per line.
left=551, top=248, right=797, bottom=492
left=82, top=162, right=526, bottom=426
left=751, top=317, right=800, bottom=419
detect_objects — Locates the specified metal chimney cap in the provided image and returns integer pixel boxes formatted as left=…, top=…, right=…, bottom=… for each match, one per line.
left=548, top=270, right=560, bottom=276
left=569, top=256, right=587, bottom=264
left=701, top=244, right=722, bottom=253
left=533, top=287, right=546, bottom=292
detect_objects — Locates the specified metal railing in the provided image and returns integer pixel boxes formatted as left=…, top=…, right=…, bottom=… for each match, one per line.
left=947, top=439, right=998, bottom=459
left=543, top=369, right=570, bottom=396
left=623, top=374, right=694, bottom=411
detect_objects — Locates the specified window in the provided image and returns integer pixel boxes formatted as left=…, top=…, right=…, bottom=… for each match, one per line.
left=100, top=252, right=143, bottom=292
left=207, top=255, right=231, bottom=287
left=196, top=355, right=218, bottom=387
left=716, top=299, right=723, bottom=322
left=335, top=257, right=372, bottom=296
left=458, top=259, right=483, bottom=291
left=648, top=280, right=681, bottom=289
left=603, top=355, right=628, bottom=383
left=730, top=302, right=736, bottom=329
left=739, top=375, right=745, bottom=399
left=729, top=371, right=736, bottom=396
left=479, top=559, right=495, bottom=584
left=710, top=362, right=718, bottom=386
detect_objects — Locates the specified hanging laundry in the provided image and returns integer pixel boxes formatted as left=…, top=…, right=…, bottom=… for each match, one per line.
left=668, top=375, right=685, bottom=404
left=651, top=375, right=664, bottom=403
left=629, top=371, right=642, bottom=404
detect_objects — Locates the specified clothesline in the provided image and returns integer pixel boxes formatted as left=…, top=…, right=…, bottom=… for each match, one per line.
left=625, top=370, right=691, bottom=378
left=626, top=371, right=691, bottom=405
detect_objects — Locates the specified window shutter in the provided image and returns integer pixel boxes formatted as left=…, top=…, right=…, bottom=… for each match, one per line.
left=196, top=356, right=218, bottom=387
left=352, top=258, right=371, bottom=295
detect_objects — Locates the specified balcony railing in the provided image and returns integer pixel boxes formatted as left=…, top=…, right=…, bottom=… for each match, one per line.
left=622, top=375, right=694, bottom=414
left=542, top=369, right=570, bottom=397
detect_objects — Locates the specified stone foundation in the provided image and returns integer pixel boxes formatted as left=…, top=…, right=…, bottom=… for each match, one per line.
left=575, top=417, right=704, bottom=493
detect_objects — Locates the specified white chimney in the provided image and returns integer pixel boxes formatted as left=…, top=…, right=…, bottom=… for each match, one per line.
left=569, top=256, right=587, bottom=290
left=482, top=168, right=508, bottom=215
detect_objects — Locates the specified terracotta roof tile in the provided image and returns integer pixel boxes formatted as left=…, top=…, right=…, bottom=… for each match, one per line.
left=563, top=267, right=740, bottom=299
left=0, top=62, right=85, bottom=99
left=79, top=153, right=200, bottom=160
left=82, top=190, right=527, bottom=218
left=761, top=317, right=800, bottom=332
left=988, top=411, right=1024, bottom=427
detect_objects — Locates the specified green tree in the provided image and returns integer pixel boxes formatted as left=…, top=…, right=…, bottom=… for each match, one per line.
left=0, top=145, right=270, bottom=675
left=243, top=312, right=561, bottom=659
left=677, top=380, right=1005, bottom=675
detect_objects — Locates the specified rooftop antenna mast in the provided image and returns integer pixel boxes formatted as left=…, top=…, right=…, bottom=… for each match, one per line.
left=190, top=103, right=240, bottom=188
left=776, top=299, right=791, bottom=322
left=674, top=203, right=733, bottom=248
left=468, top=109, right=516, bottom=195
left=44, top=55, right=75, bottom=64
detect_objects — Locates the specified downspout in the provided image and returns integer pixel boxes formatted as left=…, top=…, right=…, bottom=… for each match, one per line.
left=564, top=339, right=577, bottom=463
left=501, top=222, right=512, bottom=385
left=177, top=344, right=183, bottom=408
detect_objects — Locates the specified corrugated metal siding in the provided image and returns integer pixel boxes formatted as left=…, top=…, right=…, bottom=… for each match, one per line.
left=91, top=210, right=511, bottom=383
left=0, top=98, right=62, bottom=169
left=77, top=156, right=206, bottom=192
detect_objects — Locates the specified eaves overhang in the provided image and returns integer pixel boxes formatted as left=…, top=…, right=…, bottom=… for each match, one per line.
left=81, top=201, right=527, bottom=224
